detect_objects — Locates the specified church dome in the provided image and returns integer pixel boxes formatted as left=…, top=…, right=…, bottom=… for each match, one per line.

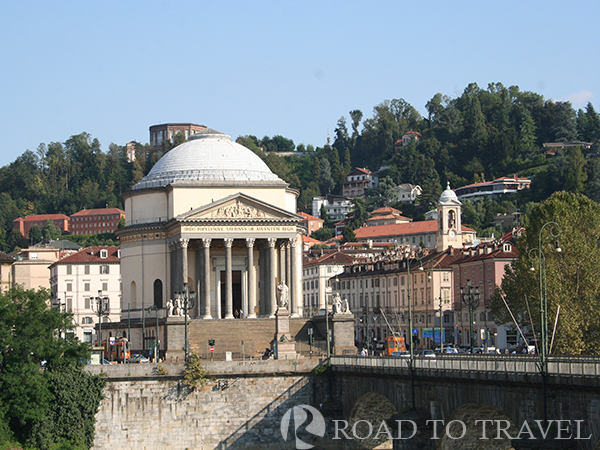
left=132, top=128, right=283, bottom=190
left=439, top=182, right=460, bottom=204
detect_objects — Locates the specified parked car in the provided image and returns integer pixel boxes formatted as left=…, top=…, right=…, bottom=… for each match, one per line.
left=444, top=347, right=459, bottom=354
left=130, top=354, right=150, bottom=363
left=391, top=350, right=410, bottom=358
left=418, top=349, right=436, bottom=358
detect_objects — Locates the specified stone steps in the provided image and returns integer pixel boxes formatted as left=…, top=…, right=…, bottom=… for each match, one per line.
left=185, top=317, right=325, bottom=359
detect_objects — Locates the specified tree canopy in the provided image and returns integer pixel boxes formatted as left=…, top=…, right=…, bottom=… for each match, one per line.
left=0, top=287, right=105, bottom=449
left=490, top=192, right=600, bottom=354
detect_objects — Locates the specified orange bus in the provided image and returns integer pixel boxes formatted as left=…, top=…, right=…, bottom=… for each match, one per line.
left=102, top=337, right=131, bottom=362
left=384, top=335, right=406, bottom=356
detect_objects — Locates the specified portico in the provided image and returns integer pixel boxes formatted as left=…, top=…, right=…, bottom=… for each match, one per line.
left=164, top=193, right=303, bottom=319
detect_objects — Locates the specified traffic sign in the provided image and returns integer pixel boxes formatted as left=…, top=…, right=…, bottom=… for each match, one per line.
left=210, top=346, right=214, bottom=352
left=412, top=328, right=418, bottom=335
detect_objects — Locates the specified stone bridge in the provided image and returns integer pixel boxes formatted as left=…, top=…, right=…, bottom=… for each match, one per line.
left=330, top=355, right=600, bottom=450
left=86, top=355, right=600, bottom=449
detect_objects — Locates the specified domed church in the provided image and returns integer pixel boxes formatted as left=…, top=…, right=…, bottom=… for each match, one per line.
left=114, top=129, right=305, bottom=358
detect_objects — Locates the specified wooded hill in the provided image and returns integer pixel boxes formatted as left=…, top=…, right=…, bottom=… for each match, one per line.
left=1, top=82, right=599, bottom=251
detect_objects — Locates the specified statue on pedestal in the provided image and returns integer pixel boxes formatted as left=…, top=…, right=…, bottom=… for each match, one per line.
left=277, top=282, right=289, bottom=309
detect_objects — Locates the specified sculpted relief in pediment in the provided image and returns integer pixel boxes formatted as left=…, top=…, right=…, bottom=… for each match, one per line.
left=209, top=200, right=268, bottom=219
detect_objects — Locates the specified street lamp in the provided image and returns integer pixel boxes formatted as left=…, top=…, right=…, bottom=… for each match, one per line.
left=460, top=280, right=480, bottom=350
left=404, top=245, right=426, bottom=410
left=147, top=305, right=161, bottom=363
left=528, top=221, right=561, bottom=424
left=92, top=290, right=110, bottom=361
left=174, top=282, right=196, bottom=361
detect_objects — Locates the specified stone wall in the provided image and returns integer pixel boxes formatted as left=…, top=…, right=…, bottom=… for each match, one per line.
left=90, top=360, right=329, bottom=450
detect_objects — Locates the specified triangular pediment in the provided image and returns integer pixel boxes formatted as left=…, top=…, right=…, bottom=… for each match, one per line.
left=177, top=193, right=301, bottom=222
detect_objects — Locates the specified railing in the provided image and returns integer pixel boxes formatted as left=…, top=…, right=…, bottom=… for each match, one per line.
left=330, top=354, right=600, bottom=378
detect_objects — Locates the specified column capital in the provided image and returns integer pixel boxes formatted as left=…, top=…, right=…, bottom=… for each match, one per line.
left=267, top=237, right=277, bottom=248
left=289, top=236, right=298, bottom=247
left=202, top=237, right=212, bottom=248
left=224, top=237, right=234, bottom=248
left=246, top=237, right=256, bottom=247
left=171, top=237, right=189, bottom=250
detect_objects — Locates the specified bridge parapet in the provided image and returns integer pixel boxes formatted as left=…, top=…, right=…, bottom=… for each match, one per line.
left=330, top=355, right=600, bottom=387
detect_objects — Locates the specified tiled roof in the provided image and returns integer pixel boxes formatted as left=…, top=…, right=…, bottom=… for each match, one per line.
left=53, top=246, right=120, bottom=265
left=302, top=235, right=322, bottom=244
left=0, top=251, right=15, bottom=262
left=304, top=251, right=355, bottom=266
left=371, top=207, right=402, bottom=215
left=354, top=221, right=475, bottom=239
left=17, top=214, right=70, bottom=221
left=354, top=221, right=438, bottom=238
left=297, top=212, right=324, bottom=222
left=71, top=208, right=125, bottom=216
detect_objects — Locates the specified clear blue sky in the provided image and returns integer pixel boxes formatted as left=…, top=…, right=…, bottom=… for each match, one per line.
left=1, top=1, right=599, bottom=168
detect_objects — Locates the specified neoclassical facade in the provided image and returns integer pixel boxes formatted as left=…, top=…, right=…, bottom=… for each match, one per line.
left=117, top=129, right=304, bottom=323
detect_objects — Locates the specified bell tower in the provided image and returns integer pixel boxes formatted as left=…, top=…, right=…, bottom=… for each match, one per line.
left=436, top=182, right=462, bottom=252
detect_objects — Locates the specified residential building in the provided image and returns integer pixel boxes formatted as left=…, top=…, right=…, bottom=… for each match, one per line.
left=396, top=183, right=422, bottom=203
left=342, top=168, right=379, bottom=198
left=126, top=141, right=137, bottom=163
left=352, top=184, right=477, bottom=251
left=298, top=212, right=324, bottom=235
left=0, top=252, right=15, bottom=294
left=365, top=207, right=411, bottom=227
left=303, top=251, right=354, bottom=317
left=454, top=175, right=531, bottom=200
left=49, top=246, right=122, bottom=344
left=312, top=194, right=353, bottom=222
left=335, top=247, right=460, bottom=350
left=12, top=242, right=80, bottom=291
left=70, top=207, right=125, bottom=235
left=13, top=214, right=70, bottom=238
left=150, top=123, right=207, bottom=149
left=394, top=131, right=422, bottom=150
left=451, top=230, right=521, bottom=350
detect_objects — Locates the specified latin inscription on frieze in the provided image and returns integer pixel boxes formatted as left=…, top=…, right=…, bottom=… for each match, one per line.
left=182, top=225, right=295, bottom=233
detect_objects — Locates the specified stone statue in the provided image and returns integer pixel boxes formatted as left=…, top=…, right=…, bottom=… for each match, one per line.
left=166, top=299, right=174, bottom=317
left=332, top=293, right=342, bottom=314
left=341, top=298, right=351, bottom=314
left=277, top=282, right=289, bottom=309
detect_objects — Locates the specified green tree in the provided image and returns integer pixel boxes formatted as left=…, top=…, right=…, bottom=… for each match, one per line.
left=342, top=225, right=357, bottom=243
left=490, top=192, right=600, bottom=354
left=42, top=219, right=62, bottom=241
left=311, top=227, right=332, bottom=242
left=318, top=159, right=334, bottom=194
left=29, top=224, right=42, bottom=244
left=0, top=287, right=101, bottom=448
left=349, top=198, right=369, bottom=229
left=564, top=147, right=587, bottom=194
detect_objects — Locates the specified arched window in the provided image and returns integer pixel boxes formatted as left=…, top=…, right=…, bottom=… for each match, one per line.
left=154, top=279, right=163, bottom=309
left=130, top=281, right=137, bottom=305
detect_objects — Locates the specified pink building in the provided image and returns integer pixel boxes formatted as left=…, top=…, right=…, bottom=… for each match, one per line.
left=13, top=214, right=70, bottom=238
left=451, top=229, right=522, bottom=349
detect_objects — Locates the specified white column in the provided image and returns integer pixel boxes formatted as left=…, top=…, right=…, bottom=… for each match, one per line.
left=224, top=238, right=234, bottom=319
left=202, top=238, right=212, bottom=319
left=290, top=236, right=301, bottom=317
left=246, top=238, right=256, bottom=318
left=268, top=237, right=277, bottom=318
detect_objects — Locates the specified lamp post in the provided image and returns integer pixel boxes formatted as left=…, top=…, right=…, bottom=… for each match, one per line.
left=92, top=290, right=109, bottom=362
left=460, top=280, right=480, bottom=350
left=174, top=282, right=196, bottom=361
left=404, top=245, right=425, bottom=410
left=528, top=221, right=561, bottom=425
left=147, top=305, right=160, bottom=363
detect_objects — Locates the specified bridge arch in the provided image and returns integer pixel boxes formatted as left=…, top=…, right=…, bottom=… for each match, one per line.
left=346, top=391, right=398, bottom=449
left=438, top=402, right=517, bottom=450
